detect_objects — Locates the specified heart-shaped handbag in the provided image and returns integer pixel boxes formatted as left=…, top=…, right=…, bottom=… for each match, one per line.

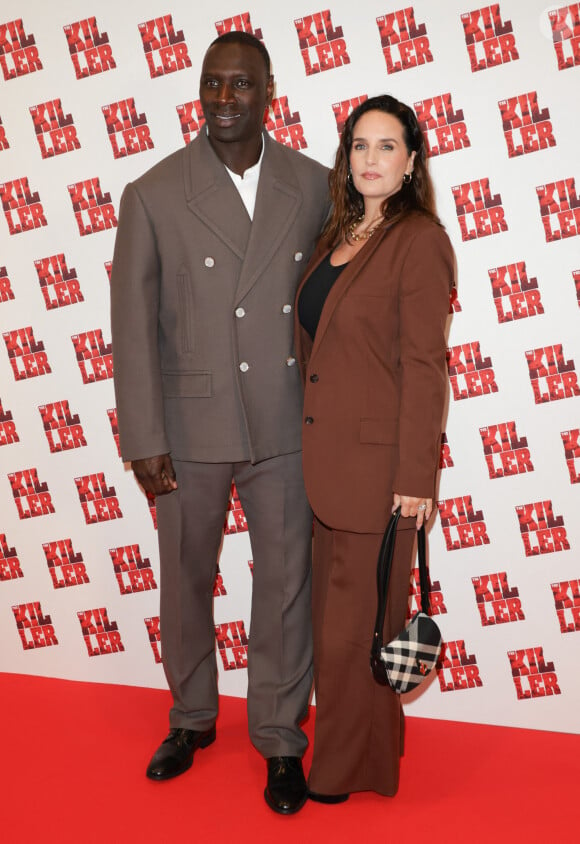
left=370, top=507, right=442, bottom=694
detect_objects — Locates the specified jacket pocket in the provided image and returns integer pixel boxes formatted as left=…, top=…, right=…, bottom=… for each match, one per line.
left=177, top=270, right=194, bottom=353
left=162, top=371, right=212, bottom=397
left=359, top=417, right=397, bottom=445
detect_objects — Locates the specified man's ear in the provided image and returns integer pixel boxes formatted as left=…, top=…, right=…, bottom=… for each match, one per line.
left=266, top=74, right=275, bottom=106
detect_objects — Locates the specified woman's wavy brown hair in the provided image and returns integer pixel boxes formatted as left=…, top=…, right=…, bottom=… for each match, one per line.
left=321, top=94, right=440, bottom=248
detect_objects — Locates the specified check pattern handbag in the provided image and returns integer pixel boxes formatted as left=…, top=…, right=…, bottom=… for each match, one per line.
left=370, top=507, right=442, bottom=694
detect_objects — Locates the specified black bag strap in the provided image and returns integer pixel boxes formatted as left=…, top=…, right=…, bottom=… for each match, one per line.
left=370, top=507, right=431, bottom=664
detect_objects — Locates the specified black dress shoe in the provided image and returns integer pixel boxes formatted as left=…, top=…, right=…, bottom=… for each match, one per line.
left=264, top=756, right=308, bottom=815
left=308, top=790, right=350, bottom=804
left=146, top=726, right=216, bottom=781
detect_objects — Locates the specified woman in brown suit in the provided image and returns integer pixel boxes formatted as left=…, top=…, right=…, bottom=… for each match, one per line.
left=295, top=95, right=454, bottom=801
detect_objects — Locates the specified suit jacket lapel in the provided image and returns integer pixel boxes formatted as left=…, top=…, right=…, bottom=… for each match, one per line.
left=183, top=131, right=251, bottom=259
left=306, top=225, right=392, bottom=360
left=234, top=133, right=302, bottom=304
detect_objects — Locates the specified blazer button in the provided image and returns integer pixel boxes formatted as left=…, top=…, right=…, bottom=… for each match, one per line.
left=305, top=416, right=314, bottom=424
left=309, top=373, right=319, bottom=383
left=239, top=362, right=249, bottom=372
left=294, top=251, right=303, bottom=262
left=235, top=307, right=246, bottom=318
left=204, top=257, right=215, bottom=268
left=286, top=356, right=296, bottom=367
left=282, top=304, right=292, bottom=314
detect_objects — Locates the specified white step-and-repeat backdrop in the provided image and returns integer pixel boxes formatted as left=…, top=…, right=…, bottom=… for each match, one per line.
left=1, top=0, right=578, bottom=733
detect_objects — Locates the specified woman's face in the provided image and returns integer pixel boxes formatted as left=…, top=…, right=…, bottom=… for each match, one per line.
left=349, top=109, right=415, bottom=205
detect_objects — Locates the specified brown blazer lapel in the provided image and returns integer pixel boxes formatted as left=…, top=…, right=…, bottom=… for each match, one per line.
left=235, top=134, right=303, bottom=303
left=183, top=131, right=251, bottom=259
left=304, top=225, right=392, bottom=360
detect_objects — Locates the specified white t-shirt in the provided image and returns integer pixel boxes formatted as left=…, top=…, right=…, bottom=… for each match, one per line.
left=224, top=140, right=265, bottom=220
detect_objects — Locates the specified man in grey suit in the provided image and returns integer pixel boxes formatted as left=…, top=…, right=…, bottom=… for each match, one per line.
left=110, top=32, right=328, bottom=814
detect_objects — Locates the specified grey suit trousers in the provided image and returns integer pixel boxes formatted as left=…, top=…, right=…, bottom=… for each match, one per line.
left=155, top=452, right=314, bottom=758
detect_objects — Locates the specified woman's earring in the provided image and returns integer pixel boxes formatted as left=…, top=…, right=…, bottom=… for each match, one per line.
left=403, top=172, right=412, bottom=184
left=347, top=168, right=353, bottom=184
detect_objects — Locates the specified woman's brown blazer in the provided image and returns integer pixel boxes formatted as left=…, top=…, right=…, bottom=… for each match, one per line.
left=294, top=213, right=454, bottom=534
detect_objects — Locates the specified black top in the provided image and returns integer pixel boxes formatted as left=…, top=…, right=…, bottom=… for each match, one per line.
left=298, top=253, right=347, bottom=341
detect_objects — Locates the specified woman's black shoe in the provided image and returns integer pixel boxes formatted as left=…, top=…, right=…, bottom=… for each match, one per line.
left=308, top=790, right=350, bottom=804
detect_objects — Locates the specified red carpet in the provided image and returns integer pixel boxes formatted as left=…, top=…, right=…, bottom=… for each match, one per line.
left=2, top=672, right=574, bottom=843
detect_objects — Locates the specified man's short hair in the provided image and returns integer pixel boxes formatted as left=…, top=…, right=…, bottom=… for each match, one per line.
left=208, top=31, right=271, bottom=78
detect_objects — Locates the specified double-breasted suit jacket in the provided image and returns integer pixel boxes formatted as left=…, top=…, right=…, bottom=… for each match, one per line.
left=111, top=130, right=329, bottom=466
left=295, top=213, right=454, bottom=534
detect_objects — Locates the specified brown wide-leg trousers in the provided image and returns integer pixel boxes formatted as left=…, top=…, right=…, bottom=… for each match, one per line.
left=308, top=516, right=416, bottom=796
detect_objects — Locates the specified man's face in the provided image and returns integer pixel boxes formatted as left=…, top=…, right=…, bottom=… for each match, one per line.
left=199, top=42, right=273, bottom=145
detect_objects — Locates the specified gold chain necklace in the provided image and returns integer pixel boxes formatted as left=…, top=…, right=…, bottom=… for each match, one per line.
left=348, top=215, right=384, bottom=242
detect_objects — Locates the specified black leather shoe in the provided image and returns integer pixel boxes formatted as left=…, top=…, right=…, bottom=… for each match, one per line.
left=264, top=756, right=308, bottom=814
left=308, top=790, right=350, bottom=804
left=146, top=726, right=216, bottom=781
